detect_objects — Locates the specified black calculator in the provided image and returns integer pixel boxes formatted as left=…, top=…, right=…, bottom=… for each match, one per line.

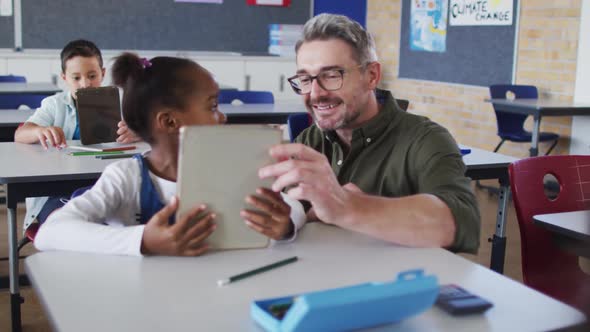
left=436, top=284, right=493, bottom=315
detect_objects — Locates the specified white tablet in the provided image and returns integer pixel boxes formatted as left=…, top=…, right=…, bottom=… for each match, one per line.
left=176, top=125, right=281, bottom=250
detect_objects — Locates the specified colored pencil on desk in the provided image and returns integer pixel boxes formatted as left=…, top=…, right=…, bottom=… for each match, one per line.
left=95, top=153, right=137, bottom=160
left=69, top=151, right=124, bottom=157
left=68, top=145, right=137, bottom=152
left=217, top=256, right=298, bottom=286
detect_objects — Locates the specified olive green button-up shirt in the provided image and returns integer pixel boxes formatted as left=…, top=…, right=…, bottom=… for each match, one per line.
left=295, top=89, right=480, bottom=253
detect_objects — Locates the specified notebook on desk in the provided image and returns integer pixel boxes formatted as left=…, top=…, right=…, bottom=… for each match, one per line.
left=76, top=86, right=121, bottom=145
left=176, top=125, right=281, bottom=250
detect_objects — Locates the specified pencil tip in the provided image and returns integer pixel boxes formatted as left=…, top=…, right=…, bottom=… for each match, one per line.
left=217, top=279, right=229, bottom=287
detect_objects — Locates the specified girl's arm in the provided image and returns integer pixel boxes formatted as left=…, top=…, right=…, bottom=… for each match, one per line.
left=34, top=160, right=145, bottom=255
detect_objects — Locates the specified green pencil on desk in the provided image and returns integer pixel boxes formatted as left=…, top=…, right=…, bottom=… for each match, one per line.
left=217, top=256, right=298, bottom=287
left=69, top=151, right=124, bottom=157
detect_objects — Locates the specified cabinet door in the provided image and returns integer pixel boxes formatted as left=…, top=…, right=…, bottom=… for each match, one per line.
left=198, top=60, right=245, bottom=90
left=0, top=59, right=7, bottom=75
left=6, top=58, right=54, bottom=82
left=244, top=60, right=299, bottom=101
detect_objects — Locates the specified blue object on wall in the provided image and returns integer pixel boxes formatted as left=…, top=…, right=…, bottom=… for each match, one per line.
left=313, top=0, right=367, bottom=27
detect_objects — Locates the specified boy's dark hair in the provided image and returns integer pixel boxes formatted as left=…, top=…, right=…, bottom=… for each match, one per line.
left=60, top=39, right=104, bottom=73
left=111, top=52, right=205, bottom=144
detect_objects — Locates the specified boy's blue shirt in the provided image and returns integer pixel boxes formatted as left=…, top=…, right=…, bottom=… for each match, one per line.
left=25, top=90, right=79, bottom=140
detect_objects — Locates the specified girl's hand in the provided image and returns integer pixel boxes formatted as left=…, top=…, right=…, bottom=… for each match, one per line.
left=141, top=196, right=216, bottom=256
left=116, top=121, right=141, bottom=143
left=37, top=126, right=66, bottom=149
left=241, top=188, right=293, bottom=240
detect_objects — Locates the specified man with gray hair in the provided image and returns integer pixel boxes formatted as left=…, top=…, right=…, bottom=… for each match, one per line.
left=259, top=14, right=480, bottom=253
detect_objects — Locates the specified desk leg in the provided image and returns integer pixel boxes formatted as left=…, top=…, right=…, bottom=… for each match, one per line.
left=489, top=183, right=510, bottom=274
left=7, top=203, right=22, bottom=332
left=530, top=115, right=541, bottom=157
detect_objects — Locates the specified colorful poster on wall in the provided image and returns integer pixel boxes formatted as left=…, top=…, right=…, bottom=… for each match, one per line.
left=449, top=0, right=513, bottom=26
left=410, top=0, right=448, bottom=53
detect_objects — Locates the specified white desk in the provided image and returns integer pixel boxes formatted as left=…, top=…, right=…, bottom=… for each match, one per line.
left=220, top=103, right=304, bottom=124
left=0, top=141, right=150, bottom=331
left=462, top=146, right=517, bottom=274
left=25, top=223, right=586, bottom=332
left=0, top=109, right=34, bottom=127
left=0, top=82, right=60, bottom=95
left=0, top=109, right=34, bottom=142
left=534, top=210, right=590, bottom=258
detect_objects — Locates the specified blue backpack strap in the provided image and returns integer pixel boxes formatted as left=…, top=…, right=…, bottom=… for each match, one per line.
left=133, top=154, right=175, bottom=225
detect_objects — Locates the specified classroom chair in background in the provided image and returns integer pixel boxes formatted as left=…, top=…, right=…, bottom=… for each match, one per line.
left=0, top=94, right=46, bottom=109
left=287, top=113, right=312, bottom=142
left=489, top=84, right=559, bottom=155
left=395, top=98, right=409, bottom=112
left=509, top=155, right=590, bottom=314
left=0, top=74, right=46, bottom=109
left=218, top=90, right=274, bottom=104
left=0, top=74, right=26, bottom=83
left=17, top=186, right=92, bottom=251
left=477, top=85, right=560, bottom=194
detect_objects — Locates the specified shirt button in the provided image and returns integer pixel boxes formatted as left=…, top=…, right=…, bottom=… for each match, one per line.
left=366, top=138, right=372, bottom=143
left=337, top=160, right=343, bottom=166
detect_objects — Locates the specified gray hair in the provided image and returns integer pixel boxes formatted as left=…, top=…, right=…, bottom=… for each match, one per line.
left=295, top=14, right=378, bottom=65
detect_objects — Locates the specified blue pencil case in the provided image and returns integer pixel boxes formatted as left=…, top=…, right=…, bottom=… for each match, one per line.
left=250, top=269, right=438, bottom=332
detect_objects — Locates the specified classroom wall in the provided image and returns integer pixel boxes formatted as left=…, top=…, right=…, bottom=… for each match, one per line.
left=570, top=0, right=590, bottom=154
left=367, top=0, right=583, bottom=157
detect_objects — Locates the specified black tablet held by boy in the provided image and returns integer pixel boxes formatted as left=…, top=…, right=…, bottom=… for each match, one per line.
left=76, top=86, right=121, bottom=145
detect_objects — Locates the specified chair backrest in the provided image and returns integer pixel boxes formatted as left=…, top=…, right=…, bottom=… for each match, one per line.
left=218, top=90, right=274, bottom=104
left=0, top=94, right=47, bottom=109
left=509, top=155, right=590, bottom=307
left=0, top=75, right=26, bottom=83
left=287, top=112, right=312, bottom=142
left=489, top=84, right=538, bottom=136
left=396, top=98, right=409, bottom=111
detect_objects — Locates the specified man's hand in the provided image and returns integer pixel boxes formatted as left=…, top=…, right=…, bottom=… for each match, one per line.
left=258, top=143, right=352, bottom=225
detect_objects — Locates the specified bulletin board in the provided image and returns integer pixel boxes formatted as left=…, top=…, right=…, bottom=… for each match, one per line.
left=0, top=14, right=13, bottom=48
left=3, top=0, right=311, bottom=52
left=398, top=0, right=519, bottom=86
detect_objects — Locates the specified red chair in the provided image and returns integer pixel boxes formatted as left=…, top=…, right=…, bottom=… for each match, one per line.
left=509, top=155, right=590, bottom=313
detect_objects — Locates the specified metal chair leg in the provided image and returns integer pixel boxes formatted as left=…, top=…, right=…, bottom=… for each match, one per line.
left=16, top=237, right=31, bottom=252
left=493, top=139, right=505, bottom=153
left=545, top=139, right=558, bottom=155
left=477, top=139, right=505, bottom=195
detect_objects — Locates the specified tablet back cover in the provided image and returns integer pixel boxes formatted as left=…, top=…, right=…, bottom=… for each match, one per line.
left=76, top=86, right=121, bottom=145
left=177, top=125, right=281, bottom=250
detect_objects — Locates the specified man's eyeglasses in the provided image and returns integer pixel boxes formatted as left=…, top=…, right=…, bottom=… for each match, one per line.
left=287, top=65, right=364, bottom=95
